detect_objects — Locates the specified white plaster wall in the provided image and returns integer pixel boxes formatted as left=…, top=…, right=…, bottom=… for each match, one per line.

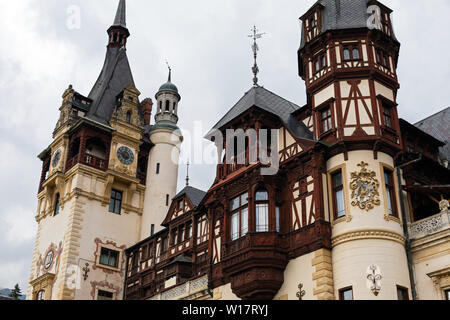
left=274, top=252, right=316, bottom=300
left=141, top=129, right=181, bottom=239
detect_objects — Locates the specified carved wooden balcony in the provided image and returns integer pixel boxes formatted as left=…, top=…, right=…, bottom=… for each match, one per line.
left=221, top=232, right=289, bottom=300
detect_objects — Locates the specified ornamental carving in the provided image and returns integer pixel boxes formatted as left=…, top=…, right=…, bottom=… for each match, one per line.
left=350, top=162, right=380, bottom=211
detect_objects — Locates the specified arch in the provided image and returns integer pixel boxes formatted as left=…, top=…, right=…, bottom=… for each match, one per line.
left=165, top=100, right=170, bottom=112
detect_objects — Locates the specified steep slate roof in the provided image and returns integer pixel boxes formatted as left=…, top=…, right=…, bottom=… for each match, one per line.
left=174, top=186, right=207, bottom=207
left=415, top=107, right=450, bottom=162
left=299, top=0, right=398, bottom=49
left=87, top=47, right=135, bottom=124
left=208, top=86, right=314, bottom=141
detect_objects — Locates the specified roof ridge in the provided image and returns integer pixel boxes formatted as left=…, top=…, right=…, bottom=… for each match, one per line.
left=414, top=106, right=450, bottom=126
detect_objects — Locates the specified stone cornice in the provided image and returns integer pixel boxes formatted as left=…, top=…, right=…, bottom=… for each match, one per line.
left=332, top=229, right=405, bottom=247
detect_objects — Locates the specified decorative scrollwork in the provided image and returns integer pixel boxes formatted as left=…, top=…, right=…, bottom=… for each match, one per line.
left=296, top=283, right=306, bottom=300
left=350, top=162, right=380, bottom=211
left=367, top=265, right=382, bottom=296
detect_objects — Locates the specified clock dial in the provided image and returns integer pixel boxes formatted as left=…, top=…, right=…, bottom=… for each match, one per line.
left=52, top=149, right=62, bottom=168
left=44, top=251, right=54, bottom=270
left=117, top=146, right=135, bottom=165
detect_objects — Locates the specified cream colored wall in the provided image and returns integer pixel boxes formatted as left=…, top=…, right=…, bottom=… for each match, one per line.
left=141, top=129, right=181, bottom=239
left=213, top=283, right=240, bottom=300
left=274, top=252, right=316, bottom=300
left=411, top=233, right=450, bottom=300
left=328, top=150, right=411, bottom=300
left=314, top=83, right=334, bottom=107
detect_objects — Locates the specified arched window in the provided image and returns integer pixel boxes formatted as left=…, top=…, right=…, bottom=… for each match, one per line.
left=126, top=111, right=131, bottom=124
left=343, top=48, right=350, bottom=61
left=352, top=48, right=360, bottom=60
left=165, top=100, right=170, bottom=112
left=37, top=290, right=45, bottom=300
left=159, top=101, right=163, bottom=112
left=54, top=193, right=60, bottom=216
left=255, top=189, right=269, bottom=232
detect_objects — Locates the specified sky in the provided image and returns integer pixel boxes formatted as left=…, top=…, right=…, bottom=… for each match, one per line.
left=0, top=0, right=449, bottom=293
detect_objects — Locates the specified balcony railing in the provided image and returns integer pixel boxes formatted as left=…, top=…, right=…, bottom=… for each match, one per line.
left=408, top=210, right=450, bottom=240
left=66, top=154, right=107, bottom=171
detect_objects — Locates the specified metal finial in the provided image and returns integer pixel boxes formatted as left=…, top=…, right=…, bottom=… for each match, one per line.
left=248, top=26, right=266, bottom=87
left=186, top=161, right=190, bottom=186
left=165, top=60, right=172, bottom=82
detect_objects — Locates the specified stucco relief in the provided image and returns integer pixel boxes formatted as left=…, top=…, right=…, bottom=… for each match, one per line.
left=350, top=162, right=380, bottom=211
left=36, top=242, right=63, bottom=278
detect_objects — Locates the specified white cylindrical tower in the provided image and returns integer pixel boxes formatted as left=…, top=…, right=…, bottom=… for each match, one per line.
left=328, top=150, right=411, bottom=300
left=140, top=73, right=183, bottom=239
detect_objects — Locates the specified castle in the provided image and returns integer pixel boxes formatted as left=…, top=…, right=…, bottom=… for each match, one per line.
left=27, top=0, right=450, bottom=300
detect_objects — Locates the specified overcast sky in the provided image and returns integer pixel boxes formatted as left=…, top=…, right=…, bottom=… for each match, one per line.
left=0, top=0, right=449, bottom=292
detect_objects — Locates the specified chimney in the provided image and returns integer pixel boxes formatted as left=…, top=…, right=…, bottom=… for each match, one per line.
left=141, top=98, right=153, bottom=125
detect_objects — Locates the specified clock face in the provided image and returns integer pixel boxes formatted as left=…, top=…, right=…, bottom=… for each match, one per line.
left=52, top=149, right=62, bottom=168
left=117, top=146, right=135, bottom=165
left=44, top=251, right=54, bottom=270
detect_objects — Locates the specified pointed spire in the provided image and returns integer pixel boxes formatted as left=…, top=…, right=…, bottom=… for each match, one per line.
left=113, top=0, right=127, bottom=28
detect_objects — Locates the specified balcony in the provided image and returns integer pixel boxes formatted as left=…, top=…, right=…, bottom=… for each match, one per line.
left=66, top=154, right=107, bottom=172
left=408, top=209, right=450, bottom=241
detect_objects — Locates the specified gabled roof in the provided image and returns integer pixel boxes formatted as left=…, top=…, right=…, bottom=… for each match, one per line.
left=207, top=86, right=314, bottom=141
left=415, top=107, right=450, bottom=162
left=86, top=47, right=135, bottom=125
left=299, top=0, right=398, bottom=50
left=174, top=186, right=207, bottom=207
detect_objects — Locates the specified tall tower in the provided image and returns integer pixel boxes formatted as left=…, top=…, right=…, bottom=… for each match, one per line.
left=141, top=70, right=183, bottom=239
left=27, top=0, right=150, bottom=300
left=298, top=0, right=411, bottom=299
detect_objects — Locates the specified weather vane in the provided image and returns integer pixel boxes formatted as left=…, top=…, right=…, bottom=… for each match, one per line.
left=186, top=160, right=190, bottom=187
left=248, top=25, right=266, bottom=87
left=165, top=60, right=172, bottom=82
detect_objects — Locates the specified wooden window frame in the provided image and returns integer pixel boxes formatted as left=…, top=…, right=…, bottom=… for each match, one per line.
left=331, top=170, right=346, bottom=220
left=255, top=189, right=269, bottom=233
left=396, top=285, right=409, bottom=300
left=384, top=168, right=398, bottom=217
left=99, top=247, right=119, bottom=268
left=339, top=287, right=353, bottom=300
left=109, top=189, right=123, bottom=215
left=313, top=52, right=327, bottom=73
left=230, top=193, right=249, bottom=241
left=342, top=43, right=362, bottom=61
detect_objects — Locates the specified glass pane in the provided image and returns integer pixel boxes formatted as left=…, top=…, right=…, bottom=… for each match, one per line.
left=241, top=193, right=248, bottom=206
left=333, top=172, right=343, bottom=187
left=341, top=289, right=353, bottom=300
left=109, top=199, right=115, bottom=213
left=256, top=204, right=269, bottom=232
left=115, top=201, right=121, bottom=214
left=231, top=213, right=239, bottom=241
left=241, top=208, right=248, bottom=236
left=322, top=55, right=326, bottom=67
left=116, top=191, right=122, bottom=200
left=385, top=187, right=393, bottom=215
left=315, top=60, right=320, bottom=71
left=231, top=197, right=240, bottom=211
left=353, top=48, right=360, bottom=60
left=109, top=254, right=117, bottom=267
left=343, top=49, right=350, bottom=60
left=256, top=190, right=268, bottom=201
left=276, top=207, right=280, bottom=233
left=336, top=189, right=346, bottom=218
left=100, top=251, right=109, bottom=265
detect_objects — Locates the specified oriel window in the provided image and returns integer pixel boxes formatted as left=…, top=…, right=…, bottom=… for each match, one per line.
left=343, top=44, right=361, bottom=61
left=332, top=171, right=346, bottom=219
left=255, top=189, right=269, bottom=233
left=99, top=248, right=119, bottom=268
left=230, top=193, right=249, bottom=241
left=109, top=190, right=122, bottom=215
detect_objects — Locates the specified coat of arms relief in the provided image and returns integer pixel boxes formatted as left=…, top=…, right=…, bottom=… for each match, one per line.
left=350, top=162, right=381, bottom=211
